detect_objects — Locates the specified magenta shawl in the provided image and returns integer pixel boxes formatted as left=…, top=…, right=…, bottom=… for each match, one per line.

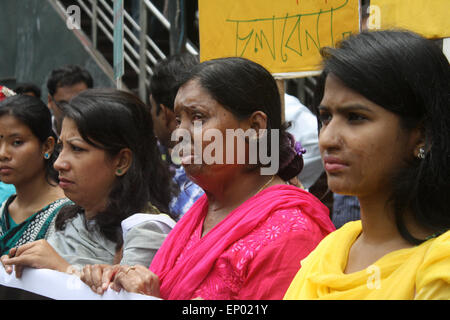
left=149, top=184, right=333, bottom=300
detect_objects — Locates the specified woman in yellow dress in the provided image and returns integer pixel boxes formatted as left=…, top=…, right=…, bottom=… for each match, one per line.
left=284, top=30, right=450, bottom=300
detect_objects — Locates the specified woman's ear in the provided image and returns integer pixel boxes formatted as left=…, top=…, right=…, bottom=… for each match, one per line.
left=114, top=148, right=133, bottom=176
left=42, top=136, right=56, bottom=159
left=248, top=111, right=268, bottom=135
left=410, top=124, right=427, bottom=159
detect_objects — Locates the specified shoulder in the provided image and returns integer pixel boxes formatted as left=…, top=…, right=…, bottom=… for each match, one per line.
left=0, top=196, right=10, bottom=214
left=317, top=220, right=361, bottom=245
left=260, top=185, right=334, bottom=231
left=301, top=220, right=360, bottom=264
left=415, top=230, right=450, bottom=298
left=121, top=213, right=176, bottom=240
left=419, top=230, right=450, bottom=270
left=0, top=195, right=16, bottom=228
left=47, top=198, right=73, bottom=212
left=228, top=206, right=331, bottom=266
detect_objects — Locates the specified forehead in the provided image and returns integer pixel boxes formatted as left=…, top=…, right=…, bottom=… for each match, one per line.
left=53, top=82, right=88, bottom=102
left=59, top=118, right=81, bottom=139
left=0, top=114, right=33, bottom=136
left=321, top=74, right=371, bottom=106
left=174, top=80, right=216, bottom=112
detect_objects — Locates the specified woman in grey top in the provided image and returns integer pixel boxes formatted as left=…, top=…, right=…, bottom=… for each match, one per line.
left=1, top=89, right=178, bottom=277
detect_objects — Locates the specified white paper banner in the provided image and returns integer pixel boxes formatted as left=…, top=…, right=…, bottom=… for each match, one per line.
left=0, top=266, right=158, bottom=300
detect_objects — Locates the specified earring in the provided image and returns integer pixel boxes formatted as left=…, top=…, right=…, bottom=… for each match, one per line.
left=116, top=169, right=123, bottom=175
left=417, top=147, right=425, bottom=159
left=44, top=153, right=50, bottom=159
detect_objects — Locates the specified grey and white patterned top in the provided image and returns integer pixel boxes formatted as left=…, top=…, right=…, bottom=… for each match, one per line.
left=47, top=212, right=176, bottom=270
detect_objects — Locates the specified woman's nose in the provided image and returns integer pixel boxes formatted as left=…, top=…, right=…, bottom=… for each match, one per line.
left=0, top=143, right=11, bottom=162
left=53, top=152, right=69, bottom=171
left=318, top=119, right=343, bottom=153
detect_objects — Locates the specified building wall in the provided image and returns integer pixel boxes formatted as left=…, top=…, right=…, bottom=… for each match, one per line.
left=0, top=0, right=114, bottom=101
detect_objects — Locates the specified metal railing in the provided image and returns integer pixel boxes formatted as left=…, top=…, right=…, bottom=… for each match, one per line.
left=55, top=0, right=198, bottom=101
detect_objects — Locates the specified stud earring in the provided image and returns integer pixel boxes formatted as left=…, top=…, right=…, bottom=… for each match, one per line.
left=116, top=169, right=123, bottom=175
left=44, top=153, right=50, bottom=159
left=417, top=147, right=425, bottom=159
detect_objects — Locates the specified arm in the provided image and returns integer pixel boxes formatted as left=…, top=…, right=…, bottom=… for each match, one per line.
left=80, top=214, right=174, bottom=295
left=80, top=264, right=121, bottom=294
left=80, top=264, right=162, bottom=297
left=120, top=218, right=172, bottom=267
left=0, top=239, right=71, bottom=278
left=110, top=264, right=161, bottom=297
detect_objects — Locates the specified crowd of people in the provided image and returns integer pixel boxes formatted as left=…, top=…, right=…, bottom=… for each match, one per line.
left=0, top=29, right=449, bottom=300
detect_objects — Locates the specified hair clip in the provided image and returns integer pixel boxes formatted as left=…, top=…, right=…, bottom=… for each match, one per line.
left=294, top=141, right=306, bottom=156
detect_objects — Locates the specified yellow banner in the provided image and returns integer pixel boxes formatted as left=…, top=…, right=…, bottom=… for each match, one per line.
left=198, top=0, right=360, bottom=74
left=369, top=0, right=450, bottom=39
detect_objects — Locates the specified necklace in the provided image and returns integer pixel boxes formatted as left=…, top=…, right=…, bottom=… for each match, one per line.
left=255, top=175, right=275, bottom=195
left=425, top=230, right=447, bottom=241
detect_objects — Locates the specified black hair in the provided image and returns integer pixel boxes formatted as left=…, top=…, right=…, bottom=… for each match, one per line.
left=316, top=30, right=450, bottom=245
left=178, top=57, right=304, bottom=180
left=149, top=52, right=199, bottom=114
left=55, top=88, right=177, bottom=247
left=46, top=65, right=93, bottom=96
left=14, top=83, right=41, bottom=98
left=0, top=95, right=59, bottom=185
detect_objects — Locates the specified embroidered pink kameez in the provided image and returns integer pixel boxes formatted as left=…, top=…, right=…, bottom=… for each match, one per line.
left=150, top=185, right=335, bottom=300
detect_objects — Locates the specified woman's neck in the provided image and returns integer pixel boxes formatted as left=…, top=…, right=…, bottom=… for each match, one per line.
left=357, top=192, right=430, bottom=246
left=11, top=173, right=64, bottom=222
left=357, top=194, right=401, bottom=244
left=200, top=170, right=283, bottom=237
left=207, top=172, right=279, bottom=211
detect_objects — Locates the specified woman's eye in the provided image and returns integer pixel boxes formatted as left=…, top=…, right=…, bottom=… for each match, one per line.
left=12, top=140, right=23, bottom=147
left=318, top=112, right=331, bottom=125
left=70, top=144, right=85, bottom=152
left=348, top=112, right=367, bottom=122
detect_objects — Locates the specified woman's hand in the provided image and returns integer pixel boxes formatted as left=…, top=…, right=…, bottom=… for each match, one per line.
left=0, top=239, right=70, bottom=278
left=81, top=264, right=121, bottom=295
left=110, top=264, right=161, bottom=298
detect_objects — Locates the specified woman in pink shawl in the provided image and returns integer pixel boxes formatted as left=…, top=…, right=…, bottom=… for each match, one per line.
left=82, top=57, right=334, bottom=299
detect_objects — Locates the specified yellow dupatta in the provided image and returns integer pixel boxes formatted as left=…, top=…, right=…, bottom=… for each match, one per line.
left=284, top=221, right=450, bottom=300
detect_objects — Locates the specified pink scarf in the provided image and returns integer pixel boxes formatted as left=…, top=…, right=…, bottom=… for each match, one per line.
left=150, top=184, right=333, bottom=300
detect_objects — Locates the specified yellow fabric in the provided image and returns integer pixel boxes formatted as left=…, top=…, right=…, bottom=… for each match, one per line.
left=369, top=0, right=450, bottom=39
left=284, top=221, right=450, bottom=300
left=198, top=0, right=360, bottom=73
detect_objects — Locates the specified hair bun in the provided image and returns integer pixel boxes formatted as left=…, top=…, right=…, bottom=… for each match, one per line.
left=277, top=131, right=305, bottom=181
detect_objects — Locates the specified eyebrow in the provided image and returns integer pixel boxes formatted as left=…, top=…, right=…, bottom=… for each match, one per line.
left=318, top=103, right=375, bottom=113
left=58, top=137, right=86, bottom=144
left=175, top=104, right=207, bottom=114
left=1, top=133, right=26, bottom=139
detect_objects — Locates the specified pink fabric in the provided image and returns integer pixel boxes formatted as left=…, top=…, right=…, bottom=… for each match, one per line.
left=150, top=184, right=335, bottom=300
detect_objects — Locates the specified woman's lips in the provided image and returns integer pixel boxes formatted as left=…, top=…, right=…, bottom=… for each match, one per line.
left=0, top=166, right=13, bottom=174
left=58, top=177, right=74, bottom=189
left=323, top=156, right=348, bottom=173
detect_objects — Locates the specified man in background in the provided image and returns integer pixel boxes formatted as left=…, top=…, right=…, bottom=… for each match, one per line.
left=149, top=53, right=204, bottom=219
left=46, top=65, right=93, bottom=135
